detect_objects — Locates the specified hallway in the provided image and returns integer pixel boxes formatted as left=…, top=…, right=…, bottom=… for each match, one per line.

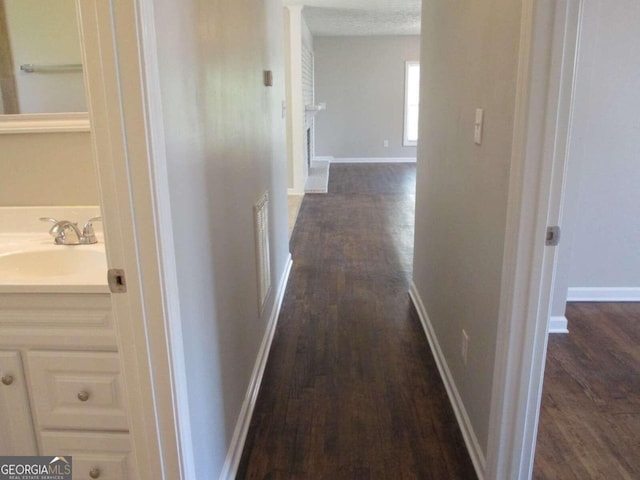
left=238, top=164, right=476, bottom=478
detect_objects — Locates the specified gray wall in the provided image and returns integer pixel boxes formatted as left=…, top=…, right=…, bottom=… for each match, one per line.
left=412, top=0, right=521, bottom=456
left=0, top=132, right=98, bottom=206
left=552, top=0, right=640, bottom=316
left=152, top=0, right=289, bottom=476
left=314, top=36, right=420, bottom=159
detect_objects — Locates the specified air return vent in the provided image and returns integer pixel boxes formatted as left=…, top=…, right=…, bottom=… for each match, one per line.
left=254, top=191, right=271, bottom=313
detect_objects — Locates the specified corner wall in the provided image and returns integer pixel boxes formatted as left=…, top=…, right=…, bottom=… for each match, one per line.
left=412, top=0, right=521, bottom=464
left=314, top=35, right=420, bottom=160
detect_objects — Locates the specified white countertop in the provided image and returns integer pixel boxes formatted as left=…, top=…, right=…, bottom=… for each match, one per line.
left=0, top=207, right=109, bottom=294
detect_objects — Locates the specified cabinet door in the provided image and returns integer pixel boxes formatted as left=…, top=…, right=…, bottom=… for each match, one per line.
left=0, top=351, right=37, bottom=455
left=26, top=351, right=129, bottom=431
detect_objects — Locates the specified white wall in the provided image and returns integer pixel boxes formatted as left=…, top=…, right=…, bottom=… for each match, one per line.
left=314, top=36, right=420, bottom=159
left=151, top=0, right=289, bottom=476
left=412, top=0, right=522, bottom=460
left=552, top=0, right=640, bottom=315
left=0, top=132, right=98, bottom=205
left=4, top=0, right=86, bottom=113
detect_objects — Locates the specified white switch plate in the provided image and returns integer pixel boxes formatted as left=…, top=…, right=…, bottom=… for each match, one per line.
left=474, top=108, right=484, bottom=145
left=383, top=139, right=389, bottom=147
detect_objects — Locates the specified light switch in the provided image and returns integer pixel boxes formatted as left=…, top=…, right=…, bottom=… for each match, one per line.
left=474, top=108, right=484, bottom=145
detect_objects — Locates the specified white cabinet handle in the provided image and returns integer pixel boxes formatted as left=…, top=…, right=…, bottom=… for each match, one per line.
left=77, top=390, right=90, bottom=402
left=89, top=467, right=101, bottom=478
left=1, top=375, right=13, bottom=386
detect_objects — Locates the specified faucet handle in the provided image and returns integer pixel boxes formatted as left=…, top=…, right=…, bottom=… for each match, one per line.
left=83, top=216, right=102, bottom=232
left=81, top=216, right=102, bottom=244
left=39, top=217, right=58, bottom=224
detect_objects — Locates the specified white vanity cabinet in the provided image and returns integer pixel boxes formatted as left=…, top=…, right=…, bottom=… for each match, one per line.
left=0, top=292, right=136, bottom=479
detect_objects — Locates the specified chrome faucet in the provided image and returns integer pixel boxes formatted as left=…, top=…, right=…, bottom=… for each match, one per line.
left=40, top=217, right=102, bottom=245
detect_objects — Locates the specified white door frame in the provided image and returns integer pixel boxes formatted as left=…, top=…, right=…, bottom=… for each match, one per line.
left=485, top=1, right=582, bottom=479
left=78, top=0, right=193, bottom=478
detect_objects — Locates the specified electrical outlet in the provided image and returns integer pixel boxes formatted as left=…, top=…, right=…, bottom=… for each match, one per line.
left=461, top=329, right=469, bottom=365
left=383, top=139, right=389, bottom=148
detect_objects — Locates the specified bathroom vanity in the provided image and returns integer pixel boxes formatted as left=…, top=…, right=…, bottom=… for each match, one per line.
left=0, top=207, right=135, bottom=479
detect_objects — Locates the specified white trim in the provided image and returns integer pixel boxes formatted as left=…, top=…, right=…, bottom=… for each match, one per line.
left=567, top=287, right=640, bottom=302
left=129, top=0, right=196, bottom=477
left=220, top=255, right=293, bottom=480
left=409, top=283, right=486, bottom=480
left=78, top=0, right=190, bottom=477
left=486, top=2, right=582, bottom=479
left=288, top=187, right=305, bottom=195
left=313, top=156, right=333, bottom=163
left=548, top=316, right=568, bottom=333
left=0, top=113, right=90, bottom=134
left=330, top=157, right=416, bottom=164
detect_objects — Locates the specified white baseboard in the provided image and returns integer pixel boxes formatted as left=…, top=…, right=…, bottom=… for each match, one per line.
left=287, top=187, right=304, bottom=195
left=330, top=157, right=416, bottom=164
left=408, top=282, right=486, bottom=480
left=548, top=315, right=568, bottom=334
left=219, top=254, right=293, bottom=479
left=567, top=287, right=640, bottom=302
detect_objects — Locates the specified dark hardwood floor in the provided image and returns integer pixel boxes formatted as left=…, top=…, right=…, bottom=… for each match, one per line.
left=238, top=164, right=477, bottom=479
left=534, top=302, right=640, bottom=479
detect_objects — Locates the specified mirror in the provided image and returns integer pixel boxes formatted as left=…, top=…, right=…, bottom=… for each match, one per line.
left=0, top=0, right=87, bottom=116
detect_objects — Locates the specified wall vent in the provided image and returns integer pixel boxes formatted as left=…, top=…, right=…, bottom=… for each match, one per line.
left=254, top=191, right=271, bottom=313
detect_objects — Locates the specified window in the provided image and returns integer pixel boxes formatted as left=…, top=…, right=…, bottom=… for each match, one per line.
left=403, top=61, right=420, bottom=146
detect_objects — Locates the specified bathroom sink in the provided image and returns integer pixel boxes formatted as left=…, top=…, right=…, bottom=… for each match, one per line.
left=0, top=249, right=107, bottom=278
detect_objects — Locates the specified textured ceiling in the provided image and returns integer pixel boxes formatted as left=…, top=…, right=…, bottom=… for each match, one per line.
left=283, top=0, right=421, bottom=36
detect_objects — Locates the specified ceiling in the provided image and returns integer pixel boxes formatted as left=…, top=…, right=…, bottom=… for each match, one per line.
left=282, top=0, right=421, bottom=36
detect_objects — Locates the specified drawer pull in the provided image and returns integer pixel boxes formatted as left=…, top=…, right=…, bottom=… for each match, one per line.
left=89, top=467, right=101, bottom=478
left=77, top=390, right=90, bottom=402
left=1, top=375, right=13, bottom=386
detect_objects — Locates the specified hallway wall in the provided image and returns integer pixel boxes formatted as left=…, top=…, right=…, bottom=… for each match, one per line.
left=412, top=0, right=522, bottom=464
left=151, top=0, right=289, bottom=476
left=314, top=35, right=420, bottom=160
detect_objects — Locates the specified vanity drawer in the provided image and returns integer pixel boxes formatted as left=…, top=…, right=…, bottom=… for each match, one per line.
left=0, top=294, right=117, bottom=350
left=26, top=351, right=129, bottom=431
left=40, top=431, right=133, bottom=480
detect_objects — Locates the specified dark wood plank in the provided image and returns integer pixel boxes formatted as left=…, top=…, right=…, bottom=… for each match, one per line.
left=534, top=302, right=640, bottom=479
left=238, top=164, right=477, bottom=479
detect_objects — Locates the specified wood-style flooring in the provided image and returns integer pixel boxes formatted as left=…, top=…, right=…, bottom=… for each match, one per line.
left=238, top=164, right=476, bottom=479
left=534, top=302, right=640, bottom=479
